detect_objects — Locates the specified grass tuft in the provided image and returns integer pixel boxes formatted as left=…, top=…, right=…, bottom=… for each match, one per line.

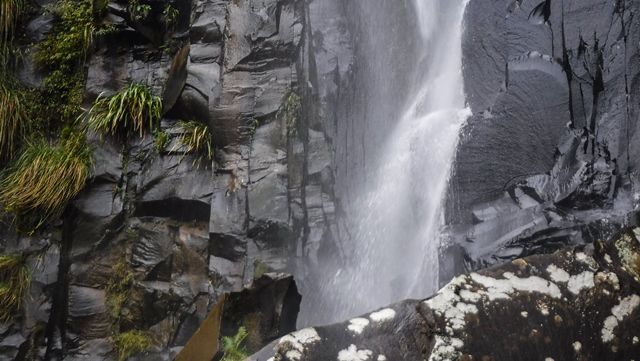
left=0, top=0, right=24, bottom=57
left=0, top=254, right=30, bottom=322
left=221, top=326, right=249, bottom=361
left=88, top=83, right=162, bottom=138
left=175, top=120, right=213, bottom=163
left=0, top=131, right=92, bottom=227
left=0, top=80, right=27, bottom=159
left=113, top=330, right=152, bottom=361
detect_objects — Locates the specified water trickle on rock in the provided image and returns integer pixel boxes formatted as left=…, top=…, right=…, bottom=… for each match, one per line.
left=299, top=0, right=471, bottom=326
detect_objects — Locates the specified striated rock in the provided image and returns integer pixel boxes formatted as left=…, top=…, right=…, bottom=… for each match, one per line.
left=255, top=229, right=640, bottom=361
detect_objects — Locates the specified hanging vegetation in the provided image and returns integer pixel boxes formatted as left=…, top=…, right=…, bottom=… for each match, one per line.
left=88, top=83, right=162, bottom=138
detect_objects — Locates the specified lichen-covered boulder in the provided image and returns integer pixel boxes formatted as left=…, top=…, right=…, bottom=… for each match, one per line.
left=253, top=229, right=640, bottom=361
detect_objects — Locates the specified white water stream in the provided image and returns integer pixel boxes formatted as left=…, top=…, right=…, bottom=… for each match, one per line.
left=300, top=0, right=470, bottom=325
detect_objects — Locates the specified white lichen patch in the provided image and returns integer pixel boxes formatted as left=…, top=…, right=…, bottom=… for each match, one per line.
left=567, top=271, right=595, bottom=295
left=521, top=311, right=528, bottom=318
left=276, top=328, right=321, bottom=361
left=547, top=264, right=570, bottom=283
left=595, top=272, right=620, bottom=290
left=601, top=295, right=640, bottom=343
left=337, top=344, right=373, bottom=361
left=572, top=341, right=582, bottom=352
left=460, top=289, right=481, bottom=303
left=470, top=272, right=562, bottom=300
left=428, top=336, right=463, bottom=361
left=369, top=308, right=396, bottom=323
left=377, top=355, right=387, bottom=361
left=424, top=275, right=478, bottom=332
left=576, top=252, right=598, bottom=270
left=633, top=336, right=639, bottom=344
left=347, top=318, right=370, bottom=335
left=545, top=358, right=554, bottom=361
left=604, top=254, right=613, bottom=264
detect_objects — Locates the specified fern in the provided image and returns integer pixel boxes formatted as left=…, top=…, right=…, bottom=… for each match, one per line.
left=221, top=326, right=249, bottom=361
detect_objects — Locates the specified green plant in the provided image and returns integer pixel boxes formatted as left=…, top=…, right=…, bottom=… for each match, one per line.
left=0, top=0, right=24, bottom=57
left=34, top=0, right=95, bottom=126
left=113, top=330, right=152, bottom=361
left=0, top=254, right=30, bottom=322
left=0, top=131, right=92, bottom=228
left=276, top=90, right=301, bottom=135
left=175, top=120, right=213, bottom=161
left=94, top=23, right=117, bottom=38
left=162, top=4, right=178, bottom=27
left=88, top=83, right=162, bottom=137
left=106, top=260, right=135, bottom=321
left=152, top=128, right=169, bottom=152
left=221, top=327, right=249, bottom=361
left=0, top=80, right=27, bottom=159
left=129, top=0, right=152, bottom=21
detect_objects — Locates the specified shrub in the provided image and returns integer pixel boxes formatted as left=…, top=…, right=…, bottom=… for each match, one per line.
left=0, top=254, right=30, bottom=322
left=221, top=327, right=249, bottom=361
left=0, top=131, right=92, bottom=227
left=175, top=120, right=213, bottom=161
left=88, top=83, right=162, bottom=137
left=0, top=80, right=27, bottom=159
left=113, top=330, right=152, bottom=361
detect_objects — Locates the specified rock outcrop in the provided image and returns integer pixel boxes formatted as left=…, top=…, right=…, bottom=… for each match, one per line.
left=444, top=0, right=640, bottom=280
left=1, top=0, right=340, bottom=358
left=253, top=229, right=640, bottom=361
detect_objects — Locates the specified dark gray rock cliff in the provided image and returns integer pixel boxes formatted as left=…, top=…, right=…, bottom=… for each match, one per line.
left=444, top=0, right=640, bottom=281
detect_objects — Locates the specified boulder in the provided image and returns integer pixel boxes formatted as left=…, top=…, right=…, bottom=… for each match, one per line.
left=255, top=229, right=640, bottom=361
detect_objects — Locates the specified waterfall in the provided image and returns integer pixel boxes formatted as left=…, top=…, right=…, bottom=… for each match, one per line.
left=299, top=0, right=470, bottom=326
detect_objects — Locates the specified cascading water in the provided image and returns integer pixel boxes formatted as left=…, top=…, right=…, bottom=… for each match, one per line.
left=299, top=0, right=470, bottom=326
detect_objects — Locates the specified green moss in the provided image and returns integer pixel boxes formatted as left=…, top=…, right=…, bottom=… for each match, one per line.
left=277, top=89, right=301, bottom=135
left=113, top=330, right=152, bottom=361
left=33, top=0, right=95, bottom=127
left=253, top=260, right=269, bottom=279
left=221, top=327, right=249, bottom=361
left=615, top=232, right=640, bottom=282
left=106, top=260, right=135, bottom=323
left=0, top=130, right=92, bottom=230
left=88, top=83, right=162, bottom=138
left=0, top=254, right=30, bottom=322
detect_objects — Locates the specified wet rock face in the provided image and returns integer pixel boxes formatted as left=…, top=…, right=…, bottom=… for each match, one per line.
left=256, top=230, right=640, bottom=361
left=444, top=0, right=640, bottom=277
left=222, top=273, right=301, bottom=354
left=1, top=0, right=339, bottom=358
